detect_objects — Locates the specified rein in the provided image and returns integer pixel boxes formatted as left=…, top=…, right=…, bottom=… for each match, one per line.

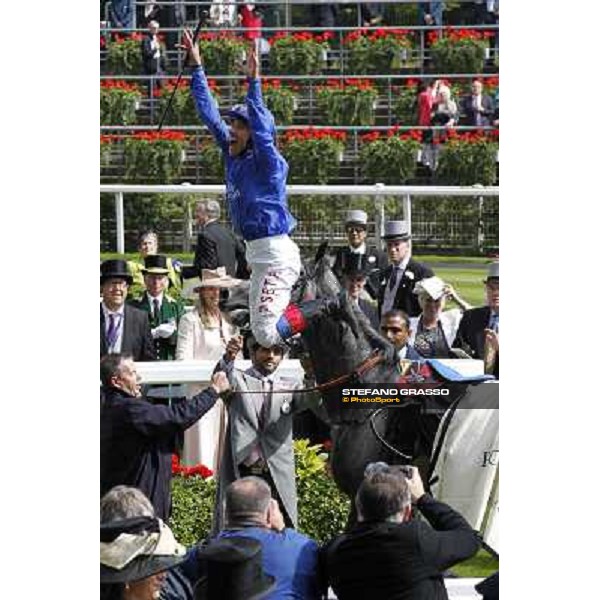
left=230, top=351, right=385, bottom=394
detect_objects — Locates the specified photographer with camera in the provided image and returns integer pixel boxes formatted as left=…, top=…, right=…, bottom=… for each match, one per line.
left=321, top=463, right=480, bottom=600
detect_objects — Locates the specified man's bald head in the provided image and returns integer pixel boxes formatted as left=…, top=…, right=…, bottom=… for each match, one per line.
left=225, top=477, right=272, bottom=524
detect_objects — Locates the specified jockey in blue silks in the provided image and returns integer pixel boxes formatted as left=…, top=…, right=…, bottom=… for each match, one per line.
left=181, top=30, right=334, bottom=348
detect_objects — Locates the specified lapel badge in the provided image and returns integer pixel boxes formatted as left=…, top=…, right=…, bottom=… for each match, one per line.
left=281, top=400, right=291, bottom=415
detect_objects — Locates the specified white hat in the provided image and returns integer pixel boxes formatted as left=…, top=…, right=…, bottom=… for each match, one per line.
left=413, top=276, right=446, bottom=300
left=182, top=267, right=242, bottom=299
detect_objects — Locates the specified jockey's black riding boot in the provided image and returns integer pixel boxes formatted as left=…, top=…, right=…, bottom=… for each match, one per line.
left=276, top=294, right=342, bottom=340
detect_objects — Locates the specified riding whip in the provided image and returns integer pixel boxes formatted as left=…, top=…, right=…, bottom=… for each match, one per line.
left=157, top=10, right=209, bottom=131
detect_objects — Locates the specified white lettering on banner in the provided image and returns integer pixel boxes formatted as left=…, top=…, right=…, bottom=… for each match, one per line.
left=341, top=388, right=449, bottom=396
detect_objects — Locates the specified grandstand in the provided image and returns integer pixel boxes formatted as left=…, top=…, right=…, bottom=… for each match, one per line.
left=100, top=0, right=499, bottom=254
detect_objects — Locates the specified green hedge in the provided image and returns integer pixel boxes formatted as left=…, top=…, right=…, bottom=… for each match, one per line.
left=169, top=440, right=350, bottom=546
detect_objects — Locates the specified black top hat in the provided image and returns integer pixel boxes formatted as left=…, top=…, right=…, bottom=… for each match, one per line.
left=142, top=254, right=170, bottom=275
left=193, top=536, right=276, bottom=600
left=101, top=259, right=133, bottom=285
left=100, top=517, right=186, bottom=584
left=341, top=253, right=369, bottom=279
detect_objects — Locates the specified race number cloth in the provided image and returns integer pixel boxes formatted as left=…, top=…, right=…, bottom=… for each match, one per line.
left=429, top=381, right=499, bottom=552
left=246, top=234, right=301, bottom=348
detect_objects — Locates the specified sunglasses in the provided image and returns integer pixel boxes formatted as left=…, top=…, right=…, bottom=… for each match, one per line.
left=364, top=461, right=414, bottom=479
left=346, top=226, right=366, bottom=233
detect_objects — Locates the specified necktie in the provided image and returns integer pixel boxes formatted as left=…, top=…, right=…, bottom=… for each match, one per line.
left=489, top=313, right=499, bottom=333
left=259, top=379, right=272, bottom=430
left=153, top=298, right=160, bottom=322
left=389, top=266, right=400, bottom=291
left=106, top=313, right=121, bottom=349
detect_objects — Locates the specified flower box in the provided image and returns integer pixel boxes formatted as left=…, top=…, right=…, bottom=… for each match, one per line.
left=316, top=79, right=378, bottom=126
left=344, top=28, right=415, bottom=74
left=155, top=78, right=220, bottom=125
left=280, top=128, right=347, bottom=184
left=268, top=31, right=332, bottom=75
left=100, top=80, right=142, bottom=126
left=429, top=28, right=491, bottom=74
left=435, top=129, right=499, bottom=185
left=106, top=32, right=145, bottom=75
left=198, top=32, right=247, bottom=75
left=359, top=128, right=422, bottom=184
left=259, top=79, right=299, bottom=124
left=123, top=130, right=188, bottom=183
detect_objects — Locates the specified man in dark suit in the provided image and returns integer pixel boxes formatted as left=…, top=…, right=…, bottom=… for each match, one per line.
left=380, top=309, right=423, bottom=361
left=100, top=259, right=156, bottom=361
left=460, top=79, right=495, bottom=127
left=322, top=464, right=480, bottom=599
left=340, top=253, right=380, bottom=331
left=129, top=255, right=185, bottom=361
left=141, top=20, right=168, bottom=78
left=455, top=261, right=499, bottom=377
left=100, top=353, right=230, bottom=520
left=378, top=221, right=434, bottom=318
left=187, top=198, right=250, bottom=280
left=332, top=209, right=387, bottom=301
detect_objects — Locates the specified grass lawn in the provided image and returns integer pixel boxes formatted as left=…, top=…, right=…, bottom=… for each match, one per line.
left=453, top=549, right=499, bottom=578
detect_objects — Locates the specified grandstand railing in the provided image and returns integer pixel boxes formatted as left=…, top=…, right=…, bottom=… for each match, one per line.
left=103, top=1, right=500, bottom=34
left=99, top=73, right=498, bottom=128
left=99, top=184, right=499, bottom=255
left=100, top=23, right=499, bottom=76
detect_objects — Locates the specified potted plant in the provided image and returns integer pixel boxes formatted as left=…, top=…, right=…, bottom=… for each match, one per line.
left=197, top=32, right=247, bottom=75
left=393, top=78, right=419, bottom=124
left=429, top=28, right=491, bottom=74
left=259, top=78, right=299, bottom=124
left=344, top=28, right=415, bottom=74
left=280, top=128, right=347, bottom=184
left=197, top=139, right=225, bottom=181
left=316, top=79, right=378, bottom=126
left=359, top=128, right=422, bottom=184
left=268, top=31, right=333, bottom=75
left=156, top=78, right=220, bottom=125
left=106, top=32, right=145, bottom=75
left=100, top=134, right=120, bottom=168
left=435, top=129, right=499, bottom=185
left=123, top=130, right=187, bottom=183
left=100, top=79, right=142, bottom=125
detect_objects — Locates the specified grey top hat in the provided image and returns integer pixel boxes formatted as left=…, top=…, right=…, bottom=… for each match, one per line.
left=382, top=220, right=411, bottom=241
left=485, top=261, right=499, bottom=282
left=345, top=209, right=368, bottom=227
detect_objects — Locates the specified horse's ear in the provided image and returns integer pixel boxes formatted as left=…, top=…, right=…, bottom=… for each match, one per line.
left=314, top=241, right=329, bottom=264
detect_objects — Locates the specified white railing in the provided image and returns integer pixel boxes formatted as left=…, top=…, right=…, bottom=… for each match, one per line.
left=135, top=358, right=484, bottom=384
left=99, top=184, right=499, bottom=254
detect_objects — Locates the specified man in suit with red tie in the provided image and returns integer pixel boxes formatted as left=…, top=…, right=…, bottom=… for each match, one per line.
left=100, top=259, right=155, bottom=362
left=377, top=221, right=434, bottom=318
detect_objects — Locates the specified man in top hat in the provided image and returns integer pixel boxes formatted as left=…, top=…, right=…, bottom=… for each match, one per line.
left=332, top=209, right=388, bottom=300
left=210, top=333, right=322, bottom=533
left=378, top=221, right=434, bottom=318
left=100, top=259, right=155, bottom=362
left=340, top=253, right=380, bottom=330
left=129, top=255, right=185, bottom=361
left=455, top=261, right=500, bottom=377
